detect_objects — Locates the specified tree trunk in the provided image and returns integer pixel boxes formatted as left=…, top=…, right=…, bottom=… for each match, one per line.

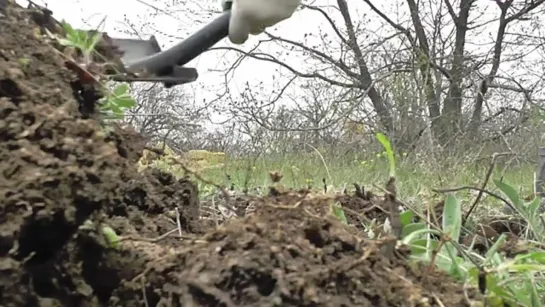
left=337, top=0, right=394, bottom=134
left=440, top=0, right=472, bottom=146
left=406, top=0, right=441, bottom=143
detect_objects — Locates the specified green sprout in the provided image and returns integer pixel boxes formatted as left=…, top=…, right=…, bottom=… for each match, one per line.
left=80, top=220, right=120, bottom=249
left=18, top=57, right=30, bottom=66
left=331, top=202, right=348, bottom=225
left=101, top=225, right=120, bottom=249
left=58, top=21, right=102, bottom=64
left=57, top=21, right=136, bottom=120
left=100, top=83, right=137, bottom=120
left=376, top=132, right=396, bottom=177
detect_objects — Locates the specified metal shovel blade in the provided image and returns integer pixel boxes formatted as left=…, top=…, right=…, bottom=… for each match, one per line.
left=106, top=35, right=199, bottom=86
left=108, top=36, right=162, bottom=65
left=105, top=11, right=230, bottom=88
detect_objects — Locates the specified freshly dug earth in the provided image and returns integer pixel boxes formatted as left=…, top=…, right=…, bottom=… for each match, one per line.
left=112, top=192, right=479, bottom=306
left=0, top=2, right=480, bottom=307
left=0, top=3, right=199, bottom=305
left=0, top=2, right=127, bottom=305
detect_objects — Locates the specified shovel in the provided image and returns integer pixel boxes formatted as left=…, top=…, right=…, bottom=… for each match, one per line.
left=104, top=0, right=238, bottom=88
left=23, top=0, right=233, bottom=88
left=106, top=10, right=231, bottom=88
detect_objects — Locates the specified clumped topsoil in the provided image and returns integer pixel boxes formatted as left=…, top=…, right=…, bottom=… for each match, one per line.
left=0, top=2, right=482, bottom=307
left=111, top=192, right=479, bottom=307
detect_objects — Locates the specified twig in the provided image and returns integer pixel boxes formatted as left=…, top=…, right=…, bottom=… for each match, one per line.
left=118, top=228, right=196, bottom=243
left=428, top=239, right=446, bottom=274
left=463, top=152, right=513, bottom=226
left=432, top=293, right=446, bottom=307
left=212, top=196, right=219, bottom=226
left=385, top=177, right=402, bottom=239
left=118, top=228, right=177, bottom=243
left=142, top=282, right=149, bottom=307
left=262, top=200, right=303, bottom=210
left=163, top=215, right=177, bottom=226
left=304, top=143, right=332, bottom=184
left=433, top=186, right=516, bottom=213
left=175, top=207, right=183, bottom=237
left=339, top=204, right=379, bottom=224
left=341, top=248, right=374, bottom=272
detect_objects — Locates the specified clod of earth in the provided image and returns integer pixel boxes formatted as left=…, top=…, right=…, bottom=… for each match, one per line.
left=0, top=2, right=482, bottom=306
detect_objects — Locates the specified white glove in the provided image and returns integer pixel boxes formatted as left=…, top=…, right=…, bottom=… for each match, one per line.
left=224, top=0, right=301, bottom=45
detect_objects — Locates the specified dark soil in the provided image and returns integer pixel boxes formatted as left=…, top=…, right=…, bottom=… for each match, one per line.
left=0, top=3, right=199, bottom=305
left=0, top=2, right=482, bottom=306
left=0, top=3, right=129, bottom=305
left=338, top=191, right=390, bottom=227
left=107, top=167, right=201, bottom=240
left=111, top=193, right=479, bottom=306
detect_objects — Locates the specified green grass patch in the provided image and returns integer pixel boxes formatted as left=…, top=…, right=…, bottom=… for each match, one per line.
left=197, top=153, right=534, bottom=205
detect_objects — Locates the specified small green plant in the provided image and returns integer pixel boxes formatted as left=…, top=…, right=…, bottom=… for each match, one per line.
left=401, top=194, right=467, bottom=280
left=376, top=132, right=395, bottom=177
left=101, top=225, right=120, bottom=249
left=100, top=83, right=137, bottom=119
left=57, top=21, right=136, bottom=119
left=59, top=21, right=102, bottom=64
left=399, top=190, right=545, bottom=306
left=494, top=179, right=544, bottom=241
left=331, top=202, right=348, bottom=225
left=18, top=57, right=30, bottom=66
left=79, top=220, right=120, bottom=249
left=468, top=238, right=545, bottom=306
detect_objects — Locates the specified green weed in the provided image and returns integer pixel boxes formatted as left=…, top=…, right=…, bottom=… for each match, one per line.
left=57, top=21, right=136, bottom=119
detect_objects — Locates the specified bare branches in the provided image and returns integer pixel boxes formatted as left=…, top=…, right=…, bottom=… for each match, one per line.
left=118, top=0, right=545, bottom=158
left=208, top=45, right=360, bottom=88
left=505, top=0, right=545, bottom=23
left=470, top=0, right=545, bottom=132
left=264, top=32, right=359, bottom=79
left=301, top=4, right=349, bottom=45
left=233, top=70, right=401, bottom=133
left=443, top=0, right=459, bottom=23
left=125, top=82, right=211, bottom=151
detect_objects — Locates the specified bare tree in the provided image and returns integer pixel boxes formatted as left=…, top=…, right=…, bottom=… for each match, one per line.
left=94, top=0, right=545, bottom=160
left=125, top=83, right=209, bottom=151
left=211, top=0, right=545, bottom=150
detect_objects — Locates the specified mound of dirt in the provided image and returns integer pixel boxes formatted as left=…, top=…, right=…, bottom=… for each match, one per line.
left=338, top=191, right=389, bottom=227
left=0, top=3, right=130, bottom=305
left=107, top=122, right=148, bottom=163
left=1, top=2, right=482, bottom=307
left=106, top=167, right=201, bottom=240
left=110, top=192, right=479, bottom=306
left=0, top=2, right=200, bottom=305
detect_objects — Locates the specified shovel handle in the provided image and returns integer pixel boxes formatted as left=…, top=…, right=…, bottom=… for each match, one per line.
left=125, top=11, right=231, bottom=74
